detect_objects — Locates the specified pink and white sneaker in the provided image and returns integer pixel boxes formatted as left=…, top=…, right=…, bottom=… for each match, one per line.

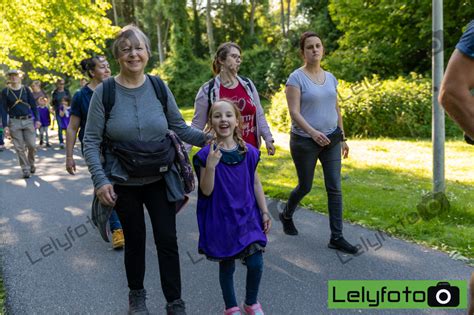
left=242, top=302, right=264, bottom=315
left=224, top=306, right=242, bottom=315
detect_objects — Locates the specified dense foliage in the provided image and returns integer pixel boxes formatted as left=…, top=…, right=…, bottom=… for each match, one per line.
left=0, top=0, right=118, bottom=81
left=268, top=74, right=461, bottom=138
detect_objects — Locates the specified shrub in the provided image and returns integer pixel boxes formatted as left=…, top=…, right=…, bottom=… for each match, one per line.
left=268, top=85, right=291, bottom=133
left=239, top=46, right=273, bottom=98
left=153, top=57, right=212, bottom=108
left=267, top=73, right=461, bottom=138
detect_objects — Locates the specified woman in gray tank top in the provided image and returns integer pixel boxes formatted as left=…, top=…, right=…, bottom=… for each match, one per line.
left=278, top=31, right=359, bottom=255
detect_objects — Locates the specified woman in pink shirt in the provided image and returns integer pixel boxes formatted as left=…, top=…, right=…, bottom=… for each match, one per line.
left=189, top=42, right=275, bottom=155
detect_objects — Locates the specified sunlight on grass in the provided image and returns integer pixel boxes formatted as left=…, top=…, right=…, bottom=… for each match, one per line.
left=258, top=139, right=474, bottom=260
left=180, top=105, right=473, bottom=261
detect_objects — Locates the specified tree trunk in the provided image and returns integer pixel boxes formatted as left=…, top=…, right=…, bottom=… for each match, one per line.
left=132, top=0, right=138, bottom=25
left=286, top=0, right=290, bottom=33
left=157, top=13, right=165, bottom=64
left=249, top=0, right=256, bottom=37
left=280, top=0, right=286, bottom=37
left=206, top=0, right=215, bottom=55
left=111, top=0, right=118, bottom=26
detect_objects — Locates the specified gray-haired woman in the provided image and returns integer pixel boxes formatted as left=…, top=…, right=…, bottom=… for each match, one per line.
left=83, top=25, right=207, bottom=315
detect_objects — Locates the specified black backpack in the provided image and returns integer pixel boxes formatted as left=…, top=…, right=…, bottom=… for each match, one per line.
left=102, top=74, right=168, bottom=121
left=206, top=76, right=253, bottom=114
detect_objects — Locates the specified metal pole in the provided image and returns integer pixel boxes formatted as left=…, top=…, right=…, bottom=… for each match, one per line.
left=432, top=0, right=445, bottom=193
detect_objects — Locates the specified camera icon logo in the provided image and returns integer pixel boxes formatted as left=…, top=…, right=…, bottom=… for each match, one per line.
left=427, top=282, right=460, bottom=307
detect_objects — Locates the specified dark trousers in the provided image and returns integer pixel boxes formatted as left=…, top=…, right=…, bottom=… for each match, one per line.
left=55, top=113, right=64, bottom=144
left=219, top=251, right=264, bottom=309
left=285, top=132, right=344, bottom=238
left=114, top=180, right=181, bottom=302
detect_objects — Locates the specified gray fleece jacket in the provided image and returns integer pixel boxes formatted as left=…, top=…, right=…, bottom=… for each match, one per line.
left=83, top=76, right=207, bottom=202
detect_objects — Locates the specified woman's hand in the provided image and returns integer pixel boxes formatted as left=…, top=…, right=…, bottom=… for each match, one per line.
left=265, top=140, right=276, bottom=156
left=206, top=141, right=222, bottom=169
left=65, top=156, right=76, bottom=175
left=262, top=212, right=272, bottom=234
left=342, top=141, right=349, bottom=158
left=96, top=184, right=117, bottom=207
left=310, top=130, right=330, bottom=146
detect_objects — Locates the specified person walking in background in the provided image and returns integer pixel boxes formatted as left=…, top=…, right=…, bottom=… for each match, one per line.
left=83, top=25, right=209, bottom=315
left=66, top=56, right=124, bottom=250
left=1, top=69, right=41, bottom=178
left=51, top=78, right=70, bottom=149
left=439, top=20, right=474, bottom=141
left=30, top=80, right=48, bottom=104
left=193, top=100, right=271, bottom=315
left=279, top=31, right=358, bottom=255
left=188, top=42, right=275, bottom=155
left=58, top=96, right=71, bottom=132
left=36, top=95, right=51, bottom=147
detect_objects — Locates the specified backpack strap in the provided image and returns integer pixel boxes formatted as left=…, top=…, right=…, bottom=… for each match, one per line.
left=206, top=76, right=254, bottom=115
left=207, top=78, right=215, bottom=115
left=102, top=77, right=115, bottom=123
left=147, top=74, right=168, bottom=114
left=239, top=75, right=254, bottom=94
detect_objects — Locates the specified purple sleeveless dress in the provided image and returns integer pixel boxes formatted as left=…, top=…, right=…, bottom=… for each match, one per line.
left=194, top=144, right=267, bottom=260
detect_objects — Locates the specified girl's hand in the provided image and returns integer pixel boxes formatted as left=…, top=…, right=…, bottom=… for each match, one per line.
left=206, top=141, right=222, bottom=169
left=342, top=141, right=349, bottom=158
left=96, top=184, right=116, bottom=207
left=310, top=130, right=330, bottom=146
left=265, top=140, right=275, bottom=156
left=262, top=212, right=272, bottom=234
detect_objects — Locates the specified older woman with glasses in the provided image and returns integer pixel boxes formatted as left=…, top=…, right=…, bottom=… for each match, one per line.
left=83, top=25, right=208, bottom=315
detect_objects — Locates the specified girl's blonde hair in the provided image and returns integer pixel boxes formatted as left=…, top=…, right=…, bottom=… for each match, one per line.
left=204, top=99, right=248, bottom=153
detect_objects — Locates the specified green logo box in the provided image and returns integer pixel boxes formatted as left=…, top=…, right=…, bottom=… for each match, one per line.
left=328, top=280, right=467, bottom=309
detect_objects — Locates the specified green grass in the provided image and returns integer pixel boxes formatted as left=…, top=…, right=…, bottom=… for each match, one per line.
left=180, top=106, right=473, bottom=261
left=260, top=139, right=474, bottom=261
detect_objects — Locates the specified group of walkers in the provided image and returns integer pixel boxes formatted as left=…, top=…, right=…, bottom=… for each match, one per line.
left=1, top=20, right=472, bottom=315
left=76, top=25, right=357, bottom=315
left=0, top=72, right=74, bottom=178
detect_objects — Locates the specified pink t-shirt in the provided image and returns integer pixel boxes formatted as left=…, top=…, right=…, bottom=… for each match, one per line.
left=220, top=83, right=258, bottom=148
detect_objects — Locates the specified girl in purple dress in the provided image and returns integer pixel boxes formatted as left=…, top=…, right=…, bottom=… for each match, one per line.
left=193, top=100, right=272, bottom=315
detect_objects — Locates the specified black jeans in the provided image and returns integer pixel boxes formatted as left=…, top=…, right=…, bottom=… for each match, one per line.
left=114, top=179, right=181, bottom=302
left=285, top=132, right=344, bottom=238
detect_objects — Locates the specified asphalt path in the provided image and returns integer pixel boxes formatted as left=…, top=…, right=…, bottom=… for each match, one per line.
left=0, top=140, right=472, bottom=315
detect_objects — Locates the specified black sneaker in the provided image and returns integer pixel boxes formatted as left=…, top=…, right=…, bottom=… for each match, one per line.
left=166, top=298, right=186, bottom=315
left=128, top=289, right=149, bottom=315
left=279, top=212, right=298, bottom=235
left=328, top=237, right=358, bottom=254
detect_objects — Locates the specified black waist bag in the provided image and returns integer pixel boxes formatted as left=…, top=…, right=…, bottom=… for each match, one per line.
left=108, top=136, right=176, bottom=178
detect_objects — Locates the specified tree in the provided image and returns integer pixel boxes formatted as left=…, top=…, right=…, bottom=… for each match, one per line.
left=0, top=0, right=118, bottom=81
left=206, top=0, right=215, bottom=55
left=326, top=0, right=474, bottom=81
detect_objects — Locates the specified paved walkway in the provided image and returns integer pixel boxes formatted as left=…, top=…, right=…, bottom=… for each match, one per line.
left=0, top=138, right=472, bottom=315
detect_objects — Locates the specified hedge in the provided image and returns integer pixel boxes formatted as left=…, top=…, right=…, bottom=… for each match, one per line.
left=268, top=73, right=460, bottom=138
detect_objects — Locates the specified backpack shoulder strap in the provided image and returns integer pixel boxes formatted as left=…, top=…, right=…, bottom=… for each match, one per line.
left=207, top=78, right=216, bottom=115
left=239, top=75, right=254, bottom=94
left=147, top=74, right=168, bottom=114
left=102, top=77, right=115, bottom=122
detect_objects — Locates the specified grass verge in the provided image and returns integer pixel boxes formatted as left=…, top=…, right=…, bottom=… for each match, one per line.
left=180, top=106, right=473, bottom=261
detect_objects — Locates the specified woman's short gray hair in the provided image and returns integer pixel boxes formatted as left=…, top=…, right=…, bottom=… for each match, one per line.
left=112, top=24, right=151, bottom=59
